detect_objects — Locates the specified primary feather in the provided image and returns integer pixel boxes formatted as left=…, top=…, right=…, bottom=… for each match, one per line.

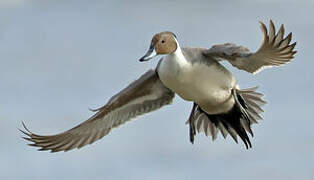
left=204, top=20, right=297, bottom=73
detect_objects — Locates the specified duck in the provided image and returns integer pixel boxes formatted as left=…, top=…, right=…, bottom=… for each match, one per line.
left=21, top=20, right=296, bottom=152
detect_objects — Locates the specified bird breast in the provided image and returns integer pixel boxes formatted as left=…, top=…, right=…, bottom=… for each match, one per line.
left=157, top=53, right=237, bottom=114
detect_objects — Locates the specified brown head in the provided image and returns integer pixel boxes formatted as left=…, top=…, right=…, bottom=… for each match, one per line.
left=139, top=31, right=178, bottom=62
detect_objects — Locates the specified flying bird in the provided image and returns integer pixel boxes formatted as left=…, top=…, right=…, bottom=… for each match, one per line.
left=20, top=20, right=296, bottom=152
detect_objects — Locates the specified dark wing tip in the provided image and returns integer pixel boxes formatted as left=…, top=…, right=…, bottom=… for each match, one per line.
left=21, top=121, right=32, bottom=134
left=19, top=121, right=35, bottom=143
left=291, top=41, right=297, bottom=48
left=19, top=121, right=57, bottom=152
left=259, top=21, right=268, bottom=36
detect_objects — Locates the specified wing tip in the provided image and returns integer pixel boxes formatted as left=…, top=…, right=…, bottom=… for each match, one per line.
left=269, top=19, right=274, bottom=25
left=19, top=121, right=64, bottom=153
left=258, top=21, right=268, bottom=34
left=253, top=20, right=297, bottom=73
left=269, top=19, right=275, bottom=31
left=21, top=121, right=32, bottom=134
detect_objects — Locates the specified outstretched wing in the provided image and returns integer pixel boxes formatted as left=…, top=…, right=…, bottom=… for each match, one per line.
left=20, top=69, right=175, bottom=152
left=203, top=20, right=297, bottom=74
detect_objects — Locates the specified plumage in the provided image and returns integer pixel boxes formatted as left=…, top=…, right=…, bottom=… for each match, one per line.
left=21, top=70, right=174, bottom=152
left=21, top=20, right=296, bottom=152
left=187, top=88, right=265, bottom=149
left=203, top=20, right=296, bottom=73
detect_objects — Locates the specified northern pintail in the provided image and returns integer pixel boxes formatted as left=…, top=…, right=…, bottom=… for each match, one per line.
left=21, top=20, right=296, bottom=152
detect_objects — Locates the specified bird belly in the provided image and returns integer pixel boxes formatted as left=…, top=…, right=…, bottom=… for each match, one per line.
left=159, top=60, right=237, bottom=114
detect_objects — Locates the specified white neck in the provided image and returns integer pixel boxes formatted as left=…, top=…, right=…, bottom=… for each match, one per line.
left=169, top=39, right=189, bottom=66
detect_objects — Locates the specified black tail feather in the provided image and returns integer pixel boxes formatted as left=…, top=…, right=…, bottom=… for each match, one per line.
left=199, top=104, right=252, bottom=149
left=188, top=103, right=197, bottom=144
left=187, top=88, right=265, bottom=149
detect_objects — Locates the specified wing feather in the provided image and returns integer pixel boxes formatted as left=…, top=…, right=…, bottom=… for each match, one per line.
left=203, top=20, right=297, bottom=73
left=20, top=70, right=175, bottom=152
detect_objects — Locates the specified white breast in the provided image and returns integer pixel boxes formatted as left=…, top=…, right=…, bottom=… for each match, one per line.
left=157, top=48, right=237, bottom=114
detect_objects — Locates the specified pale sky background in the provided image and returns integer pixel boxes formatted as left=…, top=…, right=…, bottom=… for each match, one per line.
left=0, top=0, right=313, bottom=179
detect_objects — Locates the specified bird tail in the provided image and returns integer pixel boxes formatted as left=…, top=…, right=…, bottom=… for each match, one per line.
left=187, top=87, right=266, bottom=149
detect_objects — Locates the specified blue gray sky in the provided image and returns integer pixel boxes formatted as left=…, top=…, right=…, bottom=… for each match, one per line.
left=1, top=0, right=313, bottom=179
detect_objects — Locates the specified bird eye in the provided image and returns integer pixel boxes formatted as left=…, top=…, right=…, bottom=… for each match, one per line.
left=161, top=40, right=165, bottom=43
